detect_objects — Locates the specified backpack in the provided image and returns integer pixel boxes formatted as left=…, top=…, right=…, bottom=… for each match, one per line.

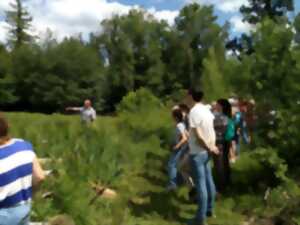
left=225, top=118, right=235, bottom=141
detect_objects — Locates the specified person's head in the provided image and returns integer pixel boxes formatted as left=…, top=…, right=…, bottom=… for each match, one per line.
left=178, top=103, right=190, bottom=116
left=187, top=89, right=204, bottom=105
left=172, top=108, right=184, bottom=123
left=229, top=98, right=238, bottom=107
left=211, top=101, right=217, bottom=112
left=84, top=99, right=92, bottom=108
left=0, top=114, right=9, bottom=144
left=240, top=101, right=248, bottom=113
left=217, top=99, right=232, bottom=118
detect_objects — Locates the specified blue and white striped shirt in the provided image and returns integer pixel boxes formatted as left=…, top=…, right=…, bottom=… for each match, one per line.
left=0, top=139, right=35, bottom=208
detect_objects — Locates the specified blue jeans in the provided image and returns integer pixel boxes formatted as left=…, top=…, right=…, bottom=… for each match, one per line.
left=190, top=151, right=216, bottom=224
left=235, top=127, right=249, bottom=156
left=0, top=203, right=30, bottom=225
left=168, top=146, right=188, bottom=187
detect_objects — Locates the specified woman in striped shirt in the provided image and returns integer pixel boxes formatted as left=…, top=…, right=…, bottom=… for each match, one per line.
left=0, top=114, right=45, bottom=225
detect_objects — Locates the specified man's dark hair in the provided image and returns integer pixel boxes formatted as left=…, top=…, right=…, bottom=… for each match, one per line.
left=0, top=114, right=9, bottom=138
left=188, top=89, right=204, bottom=102
left=172, top=108, right=184, bottom=123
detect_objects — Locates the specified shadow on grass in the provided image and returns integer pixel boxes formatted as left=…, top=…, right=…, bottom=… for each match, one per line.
left=129, top=151, right=194, bottom=224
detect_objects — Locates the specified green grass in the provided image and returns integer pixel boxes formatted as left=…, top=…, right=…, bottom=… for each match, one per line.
left=4, top=112, right=300, bottom=225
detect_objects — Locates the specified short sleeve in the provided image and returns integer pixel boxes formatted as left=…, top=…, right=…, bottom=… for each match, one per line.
left=25, top=141, right=35, bottom=153
left=177, top=123, right=186, bottom=135
left=23, top=141, right=36, bottom=161
left=92, top=109, right=97, bottom=119
left=189, top=113, right=196, bottom=128
left=189, top=112, right=203, bottom=129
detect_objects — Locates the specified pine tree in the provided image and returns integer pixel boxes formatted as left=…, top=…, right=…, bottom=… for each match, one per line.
left=174, top=3, right=228, bottom=89
left=237, top=19, right=297, bottom=107
left=294, top=13, right=300, bottom=44
left=202, top=42, right=229, bottom=101
left=0, top=44, right=17, bottom=105
left=5, top=0, right=33, bottom=48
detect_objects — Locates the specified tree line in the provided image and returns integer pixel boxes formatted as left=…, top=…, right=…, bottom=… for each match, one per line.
left=0, top=0, right=299, bottom=113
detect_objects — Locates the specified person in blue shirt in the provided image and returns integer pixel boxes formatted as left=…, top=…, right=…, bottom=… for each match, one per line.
left=232, top=101, right=250, bottom=157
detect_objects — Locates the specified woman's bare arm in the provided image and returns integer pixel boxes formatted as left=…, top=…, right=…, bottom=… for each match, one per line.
left=65, top=107, right=81, bottom=112
left=174, top=131, right=188, bottom=150
left=32, top=157, right=46, bottom=186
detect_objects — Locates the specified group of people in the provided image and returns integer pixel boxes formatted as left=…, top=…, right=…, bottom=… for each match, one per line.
left=167, top=90, right=251, bottom=225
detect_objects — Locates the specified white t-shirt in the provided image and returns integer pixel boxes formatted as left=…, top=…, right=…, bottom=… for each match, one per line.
left=175, top=122, right=186, bottom=145
left=80, top=107, right=96, bottom=123
left=189, top=103, right=216, bottom=154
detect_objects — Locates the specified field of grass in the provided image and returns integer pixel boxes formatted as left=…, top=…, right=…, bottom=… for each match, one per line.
left=4, top=92, right=300, bottom=225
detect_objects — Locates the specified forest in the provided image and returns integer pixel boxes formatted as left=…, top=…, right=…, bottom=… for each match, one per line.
left=1, top=0, right=298, bottom=112
left=0, top=0, right=300, bottom=224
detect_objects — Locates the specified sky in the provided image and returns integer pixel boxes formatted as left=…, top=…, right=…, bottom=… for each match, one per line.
left=0, top=0, right=300, bottom=43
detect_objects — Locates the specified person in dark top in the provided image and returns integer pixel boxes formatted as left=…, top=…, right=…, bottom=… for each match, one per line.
left=212, top=100, right=228, bottom=192
left=213, top=99, right=233, bottom=192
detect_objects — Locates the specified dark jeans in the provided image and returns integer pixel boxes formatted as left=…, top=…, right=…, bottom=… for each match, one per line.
left=213, top=141, right=231, bottom=193
left=190, top=151, right=216, bottom=224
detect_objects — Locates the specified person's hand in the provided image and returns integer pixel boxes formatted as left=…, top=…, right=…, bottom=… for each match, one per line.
left=209, top=145, right=220, bottom=155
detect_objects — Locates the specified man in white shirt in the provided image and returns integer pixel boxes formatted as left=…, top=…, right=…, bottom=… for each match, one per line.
left=186, top=89, right=219, bottom=225
left=66, top=99, right=97, bottom=123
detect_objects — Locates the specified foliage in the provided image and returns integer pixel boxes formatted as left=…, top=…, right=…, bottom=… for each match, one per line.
left=1, top=1, right=300, bottom=224
left=117, top=88, right=162, bottom=113
left=3, top=86, right=300, bottom=224
left=267, top=106, right=300, bottom=168
left=97, top=10, right=169, bottom=111
left=9, top=39, right=104, bottom=112
left=0, top=45, right=17, bottom=105
left=174, top=3, right=228, bottom=89
left=5, top=0, right=34, bottom=48
left=240, top=0, right=294, bottom=24
left=229, top=18, right=299, bottom=108
left=1, top=3, right=231, bottom=112
left=202, top=42, right=230, bottom=101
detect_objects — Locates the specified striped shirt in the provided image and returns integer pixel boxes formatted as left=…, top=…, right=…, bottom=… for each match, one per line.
left=0, top=139, right=35, bottom=208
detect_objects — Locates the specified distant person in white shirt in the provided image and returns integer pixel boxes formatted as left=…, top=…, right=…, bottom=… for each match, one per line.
left=66, top=99, right=97, bottom=123
left=186, top=89, right=219, bottom=225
